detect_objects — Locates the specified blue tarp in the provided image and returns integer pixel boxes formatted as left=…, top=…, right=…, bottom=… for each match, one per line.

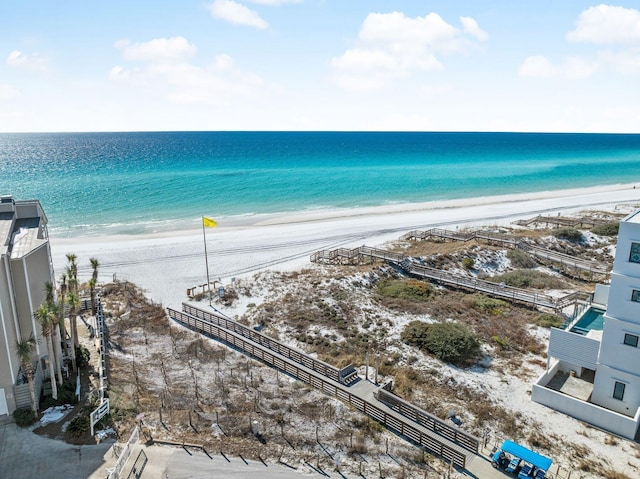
left=500, top=440, right=553, bottom=471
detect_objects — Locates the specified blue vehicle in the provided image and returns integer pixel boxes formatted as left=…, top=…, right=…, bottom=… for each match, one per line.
left=492, top=440, right=552, bottom=478
left=518, top=463, right=533, bottom=478
left=506, top=457, right=521, bottom=473
left=535, top=469, right=547, bottom=479
left=492, top=450, right=509, bottom=469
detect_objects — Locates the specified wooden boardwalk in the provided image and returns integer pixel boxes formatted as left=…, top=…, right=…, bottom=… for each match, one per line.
left=400, top=228, right=609, bottom=279
left=167, top=303, right=481, bottom=470
left=512, top=215, right=610, bottom=229
left=310, top=245, right=591, bottom=311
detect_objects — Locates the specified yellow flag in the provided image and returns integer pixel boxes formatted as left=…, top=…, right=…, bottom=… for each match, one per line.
left=203, top=217, right=218, bottom=228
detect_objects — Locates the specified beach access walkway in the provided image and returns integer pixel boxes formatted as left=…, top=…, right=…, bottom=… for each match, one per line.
left=512, top=214, right=611, bottom=229
left=167, top=303, right=502, bottom=475
left=400, top=227, right=610, bottom=280
left=310, top=245, right=590, bottom=311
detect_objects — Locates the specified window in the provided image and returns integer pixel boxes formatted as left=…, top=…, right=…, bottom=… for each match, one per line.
left=624, top=333, right=639, bottom=347
left=613, top=381, right=626, bottom=401
left=630, top=243, right=640, bottom=263
left=633, top=290, right=640, bottom=303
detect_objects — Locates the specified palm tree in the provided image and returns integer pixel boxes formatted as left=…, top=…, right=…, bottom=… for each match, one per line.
left=44, top=281, right=55, bottom=306
left=90, top=257, right=99, bottom=315
left=67, top=290, right=80, bottom=372
left=48, top=302, right=64, bottom=386
left=34, top=304, right=58, bottom=400
left=58, top=273, right=68, bottom=358
left=66, top=263, right=79, bottom=348
left=15, top=335, right=38, bottom=417
left=44, top=282, right=63, bottom=386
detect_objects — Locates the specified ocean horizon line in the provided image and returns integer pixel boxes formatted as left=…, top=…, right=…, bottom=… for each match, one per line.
left=2, top=130, right=640, bottom=136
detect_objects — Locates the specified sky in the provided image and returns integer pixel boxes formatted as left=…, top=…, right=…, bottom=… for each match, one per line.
left=1, top=1, right=640, bottom=133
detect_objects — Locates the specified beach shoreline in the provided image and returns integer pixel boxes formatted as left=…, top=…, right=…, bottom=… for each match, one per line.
left=50, top=182, right=640, bottom=245
left=49, top=183, right=640, bottom=309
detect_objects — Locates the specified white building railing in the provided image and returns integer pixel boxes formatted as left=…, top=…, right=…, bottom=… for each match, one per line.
left=106, top=426, right=140, bottom=479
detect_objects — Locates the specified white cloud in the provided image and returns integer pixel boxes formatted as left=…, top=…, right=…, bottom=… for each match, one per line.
left=519, top=5, right=640, bottom=79
left=111, top=37, right=271, bottom=105
left=108, top=66, right=131, bottom=82
left=518, top=55, right=596, bottom=80
left=597, top=48, right=640, bottom=73
left=115, top=37, right=196, bottom=62
left=518, top=55, right=555, bottom=78
left=6, top=50, right=47, bottom=71
left=0, top=84, right=20, bottom=100
left=460, top=16, right=488, bottom=42
left=206, top=0, right=268, bottom=29
left=331, top=11, right=486, bottom=91
left=567, top=4, right=640, bottom=45
left=211, top=54, right=234, bottom=71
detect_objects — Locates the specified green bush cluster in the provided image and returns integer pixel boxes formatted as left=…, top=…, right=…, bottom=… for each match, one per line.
left=76, top=345, right=91, bottom=369
left=13, top=407, right=37, bottom=427
left=552, top=227, right=584, bottom=243
left=401, top=320, right=480, bottom=366
left=66, top=415, right=90, bottom=438
left=376, top=279, right=433, bottom=302
left=468, top=295, right=508, bottom=315
left=39, top=378, right=79, bottom=410
left=489, top=270, right=566, bottom=289
left=591, top=222, right=619, bottom=236
left=462, top=257, right=475, bottom=270
left=507, top=248, right=537, bottom=268
left=534, top=313, right=564, bottom=328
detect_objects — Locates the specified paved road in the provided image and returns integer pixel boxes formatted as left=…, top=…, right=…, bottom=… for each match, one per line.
left=0, top=423, right=115, bottom=479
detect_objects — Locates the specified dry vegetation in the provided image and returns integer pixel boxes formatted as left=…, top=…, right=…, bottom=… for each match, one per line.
left=101, top=213, right=640, bottom=479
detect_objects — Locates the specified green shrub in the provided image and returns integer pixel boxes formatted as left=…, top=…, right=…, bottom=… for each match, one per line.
left=591, top=222, right=619, bottom=236
left=552, top=228, right=584, bottom=243
left=467, top=295, right=508, bottom=315
left=491, top=335, right=510, bottom=350
left=507, top=248, right=537, bottom=268
left=66, top=415, right=90, bottom=437
left=489, top=270, right=566, bottom=289
left=401, top=321, right=480, bottom=366
left=462, top=257, right=475, bottom=270
left=377, top=279, right=433, bottom=302
left=76, top=345, right=90, bottom=369
left=13, top=407, right=37, bottom=427
left=534, top=313, right=564, bottom=328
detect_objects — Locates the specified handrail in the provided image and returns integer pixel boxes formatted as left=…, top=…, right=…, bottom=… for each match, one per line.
left=180, top=303, right=354, bottom=385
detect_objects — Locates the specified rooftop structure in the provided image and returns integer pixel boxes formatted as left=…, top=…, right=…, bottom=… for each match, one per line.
left=0, top=195, right=58, bottom=416
left=533, top=209, right=640, bottom=439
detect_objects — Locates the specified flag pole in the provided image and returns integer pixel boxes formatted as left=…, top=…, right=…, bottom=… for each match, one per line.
left=202, top=217, right=212, bottom=305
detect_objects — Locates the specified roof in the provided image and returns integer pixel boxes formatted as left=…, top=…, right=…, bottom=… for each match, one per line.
left=0, top=212, right=13, bottom=254
left=500, top=440, right=553, bottom=471
left=624, top=209, right=640, bottom=224
left=10, top=217, right=45, bottom=259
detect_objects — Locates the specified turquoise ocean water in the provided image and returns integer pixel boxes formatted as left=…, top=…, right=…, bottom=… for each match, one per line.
left=1, top=131, right=639, bottom=237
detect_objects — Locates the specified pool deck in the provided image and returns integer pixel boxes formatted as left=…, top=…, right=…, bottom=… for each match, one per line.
left=546, top=370, right=595, bottom=402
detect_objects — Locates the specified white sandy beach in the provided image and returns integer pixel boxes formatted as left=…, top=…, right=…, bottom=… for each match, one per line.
left=50, top=183, right=640, bottom=309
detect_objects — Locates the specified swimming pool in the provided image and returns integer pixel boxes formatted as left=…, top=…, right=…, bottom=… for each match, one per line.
left=570, top=307, right=605, bottom=335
